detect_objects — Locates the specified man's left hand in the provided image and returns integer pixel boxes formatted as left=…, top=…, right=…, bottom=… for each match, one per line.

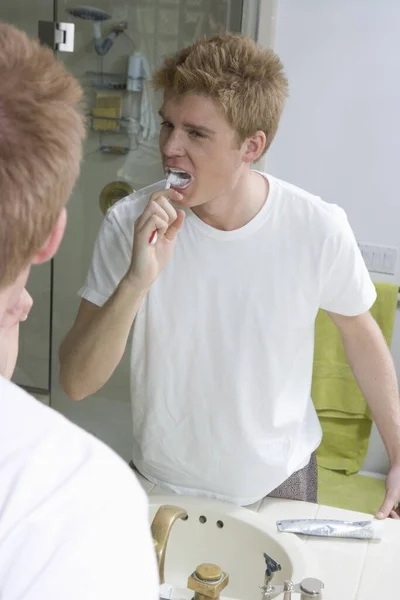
left=376, top=465, right=400, bottom=519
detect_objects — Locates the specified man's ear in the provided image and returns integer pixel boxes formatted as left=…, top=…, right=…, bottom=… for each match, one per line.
left=242, top=131, right=267, bottom=164
left=31, top=208, right=67, bottom=265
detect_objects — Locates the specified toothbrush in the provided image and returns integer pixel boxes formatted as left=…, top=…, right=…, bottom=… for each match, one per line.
left=149, top=175, right=172, bottom=245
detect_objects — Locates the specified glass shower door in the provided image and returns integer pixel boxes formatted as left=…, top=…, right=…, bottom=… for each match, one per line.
left=50, top=0, right=254, bottom=459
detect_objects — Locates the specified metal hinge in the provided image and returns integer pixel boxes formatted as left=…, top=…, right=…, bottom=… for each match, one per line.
left=38, top=21, right=75, bottom=52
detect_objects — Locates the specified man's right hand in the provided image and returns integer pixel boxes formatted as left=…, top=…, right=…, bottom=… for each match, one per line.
left=59, top=188, right=185, bottom=400
left=127, top=188, right=185, bottom=290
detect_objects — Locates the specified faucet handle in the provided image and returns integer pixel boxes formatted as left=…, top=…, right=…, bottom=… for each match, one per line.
left=188, top=563, right=229, bottom=599
left=261, top=577, right=324, bottom=599
left=298, top=578, right=324, bottom=598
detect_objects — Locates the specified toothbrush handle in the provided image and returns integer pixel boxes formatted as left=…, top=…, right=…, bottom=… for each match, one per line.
left=149, top=181, right=171, bottom=244
left=149, top=230, right=158, bottom=244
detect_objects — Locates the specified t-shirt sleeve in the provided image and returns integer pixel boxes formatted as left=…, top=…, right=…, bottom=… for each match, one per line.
left=24, top=482, right=160, bottom=600
left=319, top=208, right=377, bottom=315
left=0, top=429, right=159, bottom=600
left=78, top=211, right=132, bottom=307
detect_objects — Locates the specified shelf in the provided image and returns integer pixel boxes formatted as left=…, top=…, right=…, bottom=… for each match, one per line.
left=91, top=83, right=127, bottom=90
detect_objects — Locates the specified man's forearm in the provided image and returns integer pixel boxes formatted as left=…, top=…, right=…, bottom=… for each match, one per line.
left=59, top=277, right=147, bottom=400
left=340, top=313, right=400, bottom=465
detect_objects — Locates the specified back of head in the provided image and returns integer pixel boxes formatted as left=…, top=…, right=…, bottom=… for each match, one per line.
left=0, top=23, right=86, bottom=289
left=153, top=33, right=288, bottom=154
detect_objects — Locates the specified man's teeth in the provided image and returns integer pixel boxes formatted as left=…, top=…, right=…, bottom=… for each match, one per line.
left=166, top=168, right=193, bottom=188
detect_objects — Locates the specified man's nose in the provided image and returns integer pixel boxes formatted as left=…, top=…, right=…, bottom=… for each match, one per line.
left=162, top=129, right=186, bottom=157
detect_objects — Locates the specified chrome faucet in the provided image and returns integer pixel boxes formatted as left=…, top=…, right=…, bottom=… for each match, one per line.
left=261, top=553, right=324, bottom=599
left=151, top=505, right=188, bottom=585
left=262, top=578, right=324, bottom=599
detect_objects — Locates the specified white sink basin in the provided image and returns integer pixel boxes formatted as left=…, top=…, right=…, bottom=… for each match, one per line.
left=149, top=495, right=313, bottom=600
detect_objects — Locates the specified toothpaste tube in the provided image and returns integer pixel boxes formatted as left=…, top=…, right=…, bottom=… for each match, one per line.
left=276, top=519, right=381, bottom=540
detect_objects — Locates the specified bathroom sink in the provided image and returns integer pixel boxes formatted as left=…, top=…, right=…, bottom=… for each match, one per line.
left=149, top=495, right=312, bottom=600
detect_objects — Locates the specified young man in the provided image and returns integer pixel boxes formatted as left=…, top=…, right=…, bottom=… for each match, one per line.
left=60, top=33, right=400, bottom=518
left=0, top=23, right=158, bottom=599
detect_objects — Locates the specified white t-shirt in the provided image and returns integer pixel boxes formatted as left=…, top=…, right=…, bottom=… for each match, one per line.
left=0, top=376, right=158, bottom=600
left=79, top=172, right=376, bottom=506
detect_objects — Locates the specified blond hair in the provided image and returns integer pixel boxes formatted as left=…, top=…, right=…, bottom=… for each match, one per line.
left=0, top=23, right=86, bottom=289
left=153, top=33, right=288, bottom=153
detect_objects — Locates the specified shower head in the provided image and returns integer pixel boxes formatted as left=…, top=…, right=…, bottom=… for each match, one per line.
left=66, top=5, right=111, bottom=22
left=66, top=4, right=126, bottom=55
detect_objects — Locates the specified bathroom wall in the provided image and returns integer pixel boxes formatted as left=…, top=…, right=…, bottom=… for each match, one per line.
left=264, top=0, right=400, bottom=474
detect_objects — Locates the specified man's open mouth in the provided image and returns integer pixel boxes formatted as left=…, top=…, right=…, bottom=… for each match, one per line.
left=166, top=168, right=194, bottom=190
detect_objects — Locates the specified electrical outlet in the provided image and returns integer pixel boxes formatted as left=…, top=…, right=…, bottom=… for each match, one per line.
left=357, top=243, right=398, bottom=275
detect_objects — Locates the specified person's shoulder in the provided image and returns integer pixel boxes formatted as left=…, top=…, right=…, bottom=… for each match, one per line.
left=266, top=173, right=348, bottom=235
left=0, top=381, right=157, bottom=600
left=0, top=376, right=146, bottom=509
left=0, top=375, right=40, bottom=413
left=0, top=375, right=80, bottom=438
left=105, top=180, right=166, bottom=229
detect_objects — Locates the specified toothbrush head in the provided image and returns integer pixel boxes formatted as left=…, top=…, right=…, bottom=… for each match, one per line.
left=165, top=169, right=193, bottom=189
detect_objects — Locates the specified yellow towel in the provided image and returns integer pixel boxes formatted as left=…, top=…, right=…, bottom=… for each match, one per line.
left=317, top=466, right=385, bottom=514
left=312, top=282, right=398, bottom=473
left=92, top=93, right=122, bottom=132
left=92, top=107, right=119, bottom=132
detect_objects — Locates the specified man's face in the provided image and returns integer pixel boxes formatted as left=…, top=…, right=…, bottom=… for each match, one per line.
left=159, top=94, right=247, bottom=208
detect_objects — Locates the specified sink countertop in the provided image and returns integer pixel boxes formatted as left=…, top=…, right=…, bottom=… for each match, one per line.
left=138, top=473, right=399, bottom=600
left=255, top=497, right=398, bottom=600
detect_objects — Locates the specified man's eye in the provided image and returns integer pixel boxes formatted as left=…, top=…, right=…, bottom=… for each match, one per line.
left=189, top=130, right=205, bottom=138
